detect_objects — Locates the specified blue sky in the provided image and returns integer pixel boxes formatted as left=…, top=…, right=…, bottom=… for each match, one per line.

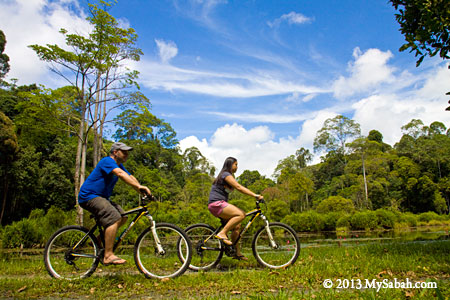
left=1, top=0, right=449, bottom=176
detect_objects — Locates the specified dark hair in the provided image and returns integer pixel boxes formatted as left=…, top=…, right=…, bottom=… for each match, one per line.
left=213, top=157, right=237, bottom=185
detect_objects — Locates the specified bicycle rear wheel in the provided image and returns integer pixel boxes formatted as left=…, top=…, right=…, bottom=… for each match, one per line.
left=134, top=223, right=192, bottom=279
left=252, top=222, right=300, bottom=269
left=183, top=223, right=223, bottom=271
left=44, top=225, right=100, bottom=279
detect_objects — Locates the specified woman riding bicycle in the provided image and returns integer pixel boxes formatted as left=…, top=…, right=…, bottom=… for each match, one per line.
left=208, top=157, right=263, bottom=260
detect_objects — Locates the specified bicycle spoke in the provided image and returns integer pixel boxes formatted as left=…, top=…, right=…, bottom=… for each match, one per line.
left=44, top=226, right=100, bottom=280
left=252, top=223, right=300, bottom=269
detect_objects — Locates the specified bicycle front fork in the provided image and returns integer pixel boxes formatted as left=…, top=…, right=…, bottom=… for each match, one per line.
left=146, top=215, right=165, bottom=255
left=260, top=214, right=278, bottom=249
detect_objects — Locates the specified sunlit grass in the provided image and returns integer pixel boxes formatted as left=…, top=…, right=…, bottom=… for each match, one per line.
left=0, top=239, right=449, bottom=299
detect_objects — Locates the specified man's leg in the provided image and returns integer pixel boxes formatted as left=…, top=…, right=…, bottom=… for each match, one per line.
left=103, top=219, right=126, bottom=264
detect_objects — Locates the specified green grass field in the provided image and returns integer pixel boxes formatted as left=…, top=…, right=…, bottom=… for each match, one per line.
left=0, top=239, right=449, bottom=299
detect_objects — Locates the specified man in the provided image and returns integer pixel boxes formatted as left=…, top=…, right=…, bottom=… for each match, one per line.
left=78, top=142, right=151, bottom=265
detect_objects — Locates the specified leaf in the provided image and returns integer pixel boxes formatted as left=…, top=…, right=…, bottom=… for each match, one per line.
left=161, top=278, right=170, bottom=282
left=231, top=291, right=241, bottom=295
left=17, top=286, right=27, bottom=293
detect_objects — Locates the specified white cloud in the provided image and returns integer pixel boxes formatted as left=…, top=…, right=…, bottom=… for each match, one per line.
left=268, top=11, right=313, bottom=28
left=179, top=123, right=304, bottom=177
left=155, top=39, right=178, bottom=63
left=333, top=48, right=396, bottom=99
left=205, top=111, right=316, bottom=124
left=137, top=59, right=327, bottom=98
left=0, top=0, right=90, bottom=86
left=352, top=65, right=450, bottom=145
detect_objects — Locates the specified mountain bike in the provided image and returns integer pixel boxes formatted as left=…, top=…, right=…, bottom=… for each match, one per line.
left=180, top=198, right=300, bottom=271
left=44, top=195, right=192, bottom=280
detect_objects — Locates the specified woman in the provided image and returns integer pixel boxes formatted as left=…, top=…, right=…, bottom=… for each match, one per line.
left=208, top=157, right=264, bottom=260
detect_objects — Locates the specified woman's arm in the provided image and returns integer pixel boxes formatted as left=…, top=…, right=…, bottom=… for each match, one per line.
left=224, top=175, right=263, bottom=199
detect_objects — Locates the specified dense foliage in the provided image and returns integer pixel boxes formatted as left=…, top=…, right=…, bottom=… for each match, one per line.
left=1, top=2, right=449, bottom=242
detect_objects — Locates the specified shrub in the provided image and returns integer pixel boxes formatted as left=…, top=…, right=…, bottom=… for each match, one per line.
left=400, top=212, right=418, bottom=227
left=418, top=211, right=442, bottom=223
left=350, top=211, right=378, bottom=230
left=322, top=212, right=341, bottom=231
left=375, top=209, right=397, bottom=229
left=316, top=196, right=355, bottom=214
left=336, top=214, right=351, bottom=229
left=267, top=199, right=290, bottom=222
left=1, top=218, right=41, bottom=248
left=282, top=211, right=324, bottom=232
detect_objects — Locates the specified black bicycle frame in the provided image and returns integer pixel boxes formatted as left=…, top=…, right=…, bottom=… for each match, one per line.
left=206, top=203, right=266, bottom=247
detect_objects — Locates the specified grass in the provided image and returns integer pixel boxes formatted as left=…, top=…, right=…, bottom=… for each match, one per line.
left=0, top=239, right=449, bottom=299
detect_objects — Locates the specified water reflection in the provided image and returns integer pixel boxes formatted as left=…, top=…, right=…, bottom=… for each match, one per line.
left=299, top=227, right=450, bottom=248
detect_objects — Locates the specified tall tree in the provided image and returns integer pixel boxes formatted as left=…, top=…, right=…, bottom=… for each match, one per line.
left=313, top=115, right=361, bottom=166
left=29, top=1, right=144, bottom=224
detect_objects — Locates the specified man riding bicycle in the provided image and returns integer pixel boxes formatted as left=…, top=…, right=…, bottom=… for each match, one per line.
left=78, top=142, right=151, bottom=265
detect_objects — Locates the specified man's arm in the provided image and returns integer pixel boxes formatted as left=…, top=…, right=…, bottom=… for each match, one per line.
left=112, top=168, right=152, bottom=195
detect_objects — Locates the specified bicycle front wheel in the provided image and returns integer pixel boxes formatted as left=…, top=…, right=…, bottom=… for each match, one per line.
left=44, top=225, right=100, bottom=280
left=252, top=222, right=300, bottom=269
left=183, top=223, right=223, bottom=271
left=134, top=223, right=192, bottom=279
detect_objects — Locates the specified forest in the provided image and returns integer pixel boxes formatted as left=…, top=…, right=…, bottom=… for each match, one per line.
left=0, top=2, right=449, bottom=240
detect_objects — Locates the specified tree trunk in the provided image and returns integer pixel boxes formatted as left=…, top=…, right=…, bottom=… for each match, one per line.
left=92, top=73, right=101, bottom=167
left=362, top=153, right=369, bottom=209
left=0, top=178, right=8, bottom=225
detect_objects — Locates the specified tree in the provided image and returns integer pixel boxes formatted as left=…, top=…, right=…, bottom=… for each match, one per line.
left=314, top=115, right=361, bottom=165
left=0, top=111, right=18, bottom=224
left=389, top=0, right=450, bottom=110
left=29, top=1, right=144, bottom=224
left=0, top=30, right=10, bottom=81
left=113, top=104, right=177, bottom=148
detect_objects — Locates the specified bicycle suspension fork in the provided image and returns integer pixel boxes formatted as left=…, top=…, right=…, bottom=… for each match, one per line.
left=145, top=214, right=165, bottom=255
left=259, top=214, right=278, bottom=249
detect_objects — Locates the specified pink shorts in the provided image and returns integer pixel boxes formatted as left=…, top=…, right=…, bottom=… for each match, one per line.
left=208, top=200, right=229, bottom=217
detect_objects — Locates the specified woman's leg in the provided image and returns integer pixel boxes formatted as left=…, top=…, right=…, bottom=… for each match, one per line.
left=217, top=204, right=245, bottom=241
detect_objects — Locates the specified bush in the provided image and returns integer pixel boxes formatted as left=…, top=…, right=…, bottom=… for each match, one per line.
left=400, top=212, right=418, bottom=227
left=267, top=199, right=290, bottom=222
left=1, top=218, right=42, bottom=248
left=316, top=196, right=355, bottom=214
left=322, top=212, right=341, bottom=231
left=418, top=211, right=442, bottom=223
left=350, top=211, right=378, bottom=230
left=282, top=211, right=324, bottom=232
left=375, top=209, right=397, bottom=229
left=336, top=214, right=351, bottom=229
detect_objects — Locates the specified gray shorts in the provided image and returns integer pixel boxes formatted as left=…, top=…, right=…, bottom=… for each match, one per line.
left=80, top=197, right=125, bottom=229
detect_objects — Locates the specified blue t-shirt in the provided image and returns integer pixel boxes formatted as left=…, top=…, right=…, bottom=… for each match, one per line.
left=78, top=157, right=130, bottom=203
left=208, top=171, right=233, bottom=204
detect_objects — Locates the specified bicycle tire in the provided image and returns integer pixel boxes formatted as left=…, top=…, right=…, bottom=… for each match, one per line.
left=44, top=225, right=100, bottom=280
left=252, top=222, right=300, bottom=269
left=183, top=223, right=223, bottom=271
left=134, top=223, right=192, bottom=279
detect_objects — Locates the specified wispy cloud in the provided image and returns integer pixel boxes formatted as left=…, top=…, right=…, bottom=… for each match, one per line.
left=136, top=59, right=328, bottom=98
left=155, top=39, right=178, bottom=63
left=205, top=111, right=316, bottom=124
left=268, top=11, right=313, bottom=28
